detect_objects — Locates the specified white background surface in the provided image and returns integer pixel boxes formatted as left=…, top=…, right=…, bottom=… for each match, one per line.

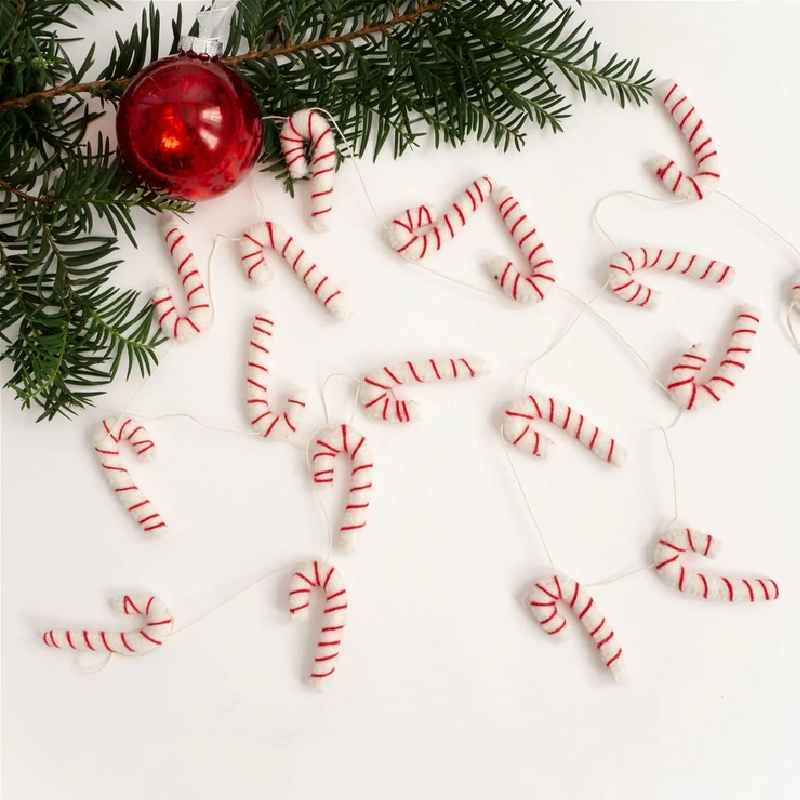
left=2, top=2, right=799, bottom=799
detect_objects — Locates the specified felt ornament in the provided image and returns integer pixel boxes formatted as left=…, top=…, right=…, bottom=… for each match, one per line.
left=152, top=212, right=212, bottom=340
left=245, top=313, right=307, bottom=439
left=93, top=416, right=167, bottom=536
left=279, top=109, right=336, bottom=231
left=667, top=305, right=760, bottom=410
left=239, top=221, right=349, bottom=319
left=357, top=357, right=489, bottom=423
left=502, top=394, right=626, bottom=466
left=606, top=248, right=734, bottom=308
left=652, top=79, right=720, bottom=200
left=289, top=561, right=347, bottom=690
left=654, top=528, right=779, bottom=602
left=42, top=594, right=174, bottom=655
left=489, top=186, right=556, bottom=303
left=312, top=424, right=373, bottom=553
left=388, top=176, right=494, bottom=260
left=527, top=574, right=625, bottom=682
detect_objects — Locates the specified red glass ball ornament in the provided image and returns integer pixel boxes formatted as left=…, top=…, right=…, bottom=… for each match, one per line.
left=116, top=54, right=263, bottom=200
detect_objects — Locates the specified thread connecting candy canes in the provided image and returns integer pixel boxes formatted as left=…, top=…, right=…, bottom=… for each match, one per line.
left=667, top=305, right=760, bottom=410
left=502, top=394, right=626, bottom=466
left=527, top=574, right=626, bottom=682
left=388, top=176, right=494, bottom=260
left=358, top=357, right=489, bottom=423
left=239, top=221, right=349, bottom=319
left=652, top=79, right=720, bottom=200
left=93, top=416, right=167, bottom=536
left=312, top=425, right=373, bottom=553
left=152, top=212, right=212, bottom=341
left=245, top=313, right=307, bottom=439
left=42, top=594, right=174, bottom=656
left=654, top=529, right=779, bottom=602
left=606, top=248, right=734, bottom=308
left=288, top=561, right=347, bottom=690
left=279, top=110, right=336, bottom=231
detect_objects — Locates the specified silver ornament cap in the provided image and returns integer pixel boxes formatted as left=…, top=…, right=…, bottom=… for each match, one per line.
left=179, top=0, right=240, bottom=59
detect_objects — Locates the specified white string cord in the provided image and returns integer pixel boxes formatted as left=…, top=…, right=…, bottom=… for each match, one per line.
left=320, top=372, right=362, bottom=426
left=789, top=300, right=800, bottom=354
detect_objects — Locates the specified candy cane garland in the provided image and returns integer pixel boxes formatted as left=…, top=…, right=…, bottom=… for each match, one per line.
left=502, top=394, right=626, bottom=466
left=239, top=221, right=349, bottom=319
left=288, top=561, right=347, bottom=689
left=152, top=212, right=212, bottom=341
left=527, top=574, right=626, bottom=682
left=42, top=594, right=174, bottom=656
left=654, top=529, right=779, bottom=602
left=312, top=425, right=373, bottom=553
left=667, top=305, right=760, bottom=411
left=606, top=248, right=734, bottom=308
left=652, top=79, right=721, bottom=200
left=489, top=186, right=556, bottom=303
left=279, top=110, right=336, bottom=231
left=93, top=416, right=167, bottom=536
left=246, top=314, right=307, bottom=439
left=388, top=176, right=494, bottom=261
left=357, top=357, right=489, bottom=423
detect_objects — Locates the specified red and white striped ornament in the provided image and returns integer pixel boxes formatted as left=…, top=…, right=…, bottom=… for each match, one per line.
left=502, top=394, right=626, bottom=466
left=288, top=561, right=347, bottom=690
left=312, top=425, right=373, bottom=553
left=279, top=109, right=336, bottom=231
left=42, top=594, right=173, bottom=656
left=152, top=212, right=212, bottom=341
left=527, top=574, right=626, bottom=682
left=92, top=416, right=167, bottom=536
left=239, top=221, right=349, bottom=319
left=606, top=248, right=734, bottom=309
left=652, top=79, right=720, bottom=200
left=667, top=305, right=760, bottom=411
left=245, top=313, right=307, bottom=439
left=357, top=357, right=489, bottom=423
left=654, top=529, right=779, bottom=602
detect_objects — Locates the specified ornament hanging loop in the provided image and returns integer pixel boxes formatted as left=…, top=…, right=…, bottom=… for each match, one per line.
left=179, top=0, right=241, bottom=58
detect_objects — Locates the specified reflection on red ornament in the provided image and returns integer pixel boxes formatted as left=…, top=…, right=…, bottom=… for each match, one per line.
left=116, top=54, right=263, bottom=201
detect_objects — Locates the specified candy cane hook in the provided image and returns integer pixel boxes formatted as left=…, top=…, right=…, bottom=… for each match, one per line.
left=606, top=248, right=734, bottom=308
left=42, top=594, right=174, bottom=656
left=652, top=79, right=720, bottom=200
left=239, top=221, right=349, bottom=319
left=654, top=529, right=779, bottom=602
left=312, top=425, right=373, bottom=553
left=279, top=109, right=336, bottom=231
left=388, top=176, right=494, bottom=261
left=93, top=416, right=167, bottom=536
left=288, top=561, right=347, bottom=690
left=502, top=394, right=626, bottom=466
left=152, top=212, right=213, bottom=340
left=357, top=357, right=489, bottom=423
left=667, top=305, right=760, bottom=411
left=527, top=574, right=626, bottom=682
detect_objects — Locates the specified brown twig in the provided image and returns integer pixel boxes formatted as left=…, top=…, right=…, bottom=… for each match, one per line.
left=0, top=176, right=50, bottom=203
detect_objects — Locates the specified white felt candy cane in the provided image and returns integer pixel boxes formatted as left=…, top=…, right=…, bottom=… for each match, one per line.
left=357, top=357, right=489, bottom=423
left=388, top=176, right=494, bottom=260
left=489, top=186, right=556, bottom=303
left=152, top=212, right=212, bottom=341
left=279, top=109, right=336, bottom=231
left=654, top=529, right=779, bottom=602
left=652, top=79, right=720, bottom=200
left=42, top=594, right=174, bottom=656
left=240, top=221, right=349, bottom=319
left=667, top=305, right=760, bottom=411
left=606, top=248, right=734, bottom=308
left=246, top=313, right=307, bottom=439
left=527, top=574, right=626, bottom=682
left=312, top=425, right=373, bottom=553
left=93, top=416, right=167, bottom=536
left=288, top=561, right=347, bottom=690
left=502, top=394, right=626, bottom=466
